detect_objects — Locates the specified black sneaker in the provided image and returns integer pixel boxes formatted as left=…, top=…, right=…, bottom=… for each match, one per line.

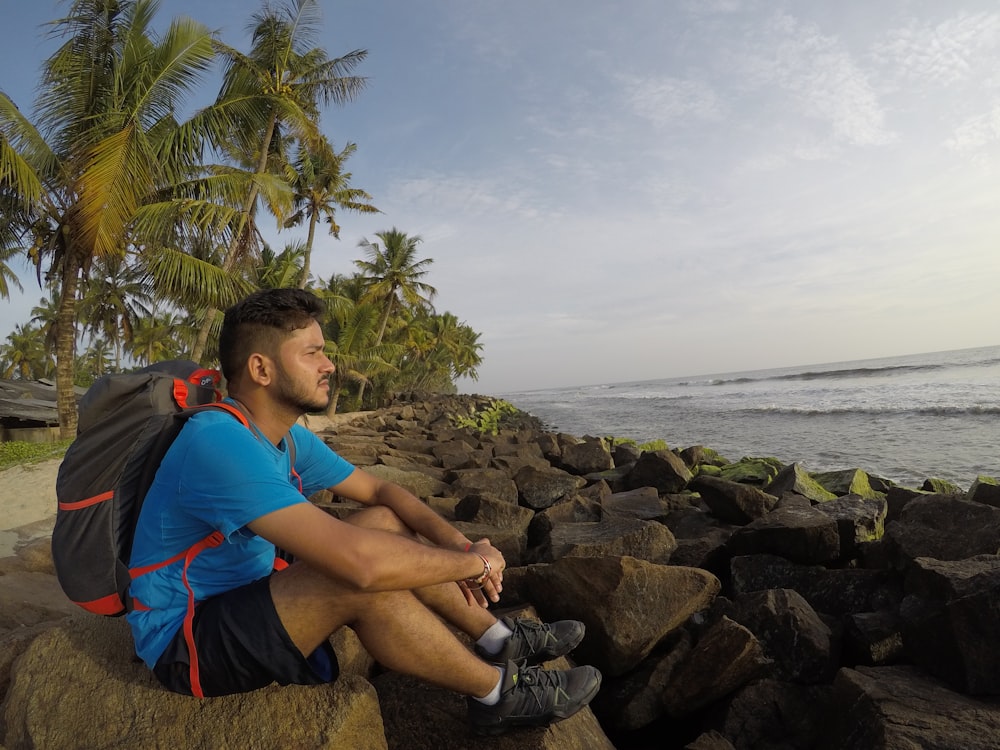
left=476, top=616, right=586, bottom=665
left=467, top=659, right=602, bottom=736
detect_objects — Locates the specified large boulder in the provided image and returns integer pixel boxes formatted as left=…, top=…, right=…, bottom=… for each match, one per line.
left=519, top=556, right=720, bottom=677
left=818, top=665, right=1000, bottom=750
left=514, top=465, right=586, bottom=511
left=689, top=476, right=778, bottom=525
left=724, top=504, right=840, bottom=565
left=765, top=463, right=837, bottom=503
left=540, top=517, right=678, bottom=565
left=624, top=450, right=693, bottom=494
left=884, top=495, right=1000, bottom=567
left=898, top=555, right=1000, bottom=694
left=2, top=617, right=386, bottom=750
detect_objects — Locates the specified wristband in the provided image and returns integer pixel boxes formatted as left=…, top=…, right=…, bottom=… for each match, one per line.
left=469, top=554, right=491, bottom=585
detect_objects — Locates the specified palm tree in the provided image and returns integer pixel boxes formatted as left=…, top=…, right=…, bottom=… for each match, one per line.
left=0, top=0, right=220, bottom=436
left=0, top=323, right=48, bottom=379
left=256, top=242, right=306, bottom=289
left=130, top=309, right=186, bottom=366
left=353, top=228, right=436, bottom=406
left=316, top=281, right=399, bottom=414
left=0, top=243, right=24, bottom=300
left=78, top=254, right=152, bottom=371
left=189, top=0, right=368, bottom=360
left=284, top=137, right=379, bottom=288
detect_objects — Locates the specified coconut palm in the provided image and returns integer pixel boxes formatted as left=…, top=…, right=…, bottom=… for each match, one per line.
left=130, top=309, right=186, bottom=366
left=78, top=254, right=152, bottom=371
left=0, top=243, right=24, bottom=300
left=189, top=0, right=368, bottom=360
left=0, top=323, right=49, bottom=379
left=284, top=137, right=379, bottom=288
left=317, top=286, right=400, bottom=415
left=256, top=242, right=306, bottom=289
left=352, top=228, right=436, bottom=406
left=0, top=0, right=223, bottom=436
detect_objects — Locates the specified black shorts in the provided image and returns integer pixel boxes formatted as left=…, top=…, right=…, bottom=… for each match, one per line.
left=152, top=574, right=339, bottom=697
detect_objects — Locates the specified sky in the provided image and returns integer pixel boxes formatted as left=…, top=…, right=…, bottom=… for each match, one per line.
left=1, top=0, right=999, bottom=395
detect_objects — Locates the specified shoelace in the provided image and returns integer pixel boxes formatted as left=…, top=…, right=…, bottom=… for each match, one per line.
left=508, top=665, right=564, bottom=710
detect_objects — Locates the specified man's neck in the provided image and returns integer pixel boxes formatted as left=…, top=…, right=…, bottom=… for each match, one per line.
left=227, top=394, right=297, bottom=446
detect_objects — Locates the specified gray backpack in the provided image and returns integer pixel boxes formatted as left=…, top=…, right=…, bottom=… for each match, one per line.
left=53, top=361, right=246, bottom=616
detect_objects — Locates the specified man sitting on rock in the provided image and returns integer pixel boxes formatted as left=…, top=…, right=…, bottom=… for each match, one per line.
left=126, top=287, right=601, bottom=735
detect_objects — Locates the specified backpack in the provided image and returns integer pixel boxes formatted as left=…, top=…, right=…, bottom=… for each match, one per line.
left=53, top=360, right=250, bottom=616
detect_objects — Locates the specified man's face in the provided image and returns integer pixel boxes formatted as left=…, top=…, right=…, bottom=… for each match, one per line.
left=273, top=320, right=335, bottom=413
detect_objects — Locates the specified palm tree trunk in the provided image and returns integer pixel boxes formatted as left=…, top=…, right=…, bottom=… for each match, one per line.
left=355, top=297, right=394, bottom=407
left=191, top=111, right=279, bottom=363
left=298, top=206, right=318, bottom=289
left=55, top=253, right=82, bottom=439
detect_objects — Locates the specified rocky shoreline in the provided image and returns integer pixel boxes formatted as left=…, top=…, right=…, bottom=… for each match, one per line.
left=3, top=393, right=1000, bottom=748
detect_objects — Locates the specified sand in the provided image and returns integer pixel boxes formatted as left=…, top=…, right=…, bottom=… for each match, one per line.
left=0, top=458, right=60, bottom=557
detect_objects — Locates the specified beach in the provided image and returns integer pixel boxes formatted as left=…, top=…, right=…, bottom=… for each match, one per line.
left=0, top=458, right=60, bottom=557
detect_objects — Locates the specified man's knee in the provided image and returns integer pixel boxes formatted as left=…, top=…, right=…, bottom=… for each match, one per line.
left=345, top=505, right=408, bottom=534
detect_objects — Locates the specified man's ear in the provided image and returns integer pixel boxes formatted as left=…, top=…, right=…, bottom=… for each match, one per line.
left=246, top=352, right=274, bottom=386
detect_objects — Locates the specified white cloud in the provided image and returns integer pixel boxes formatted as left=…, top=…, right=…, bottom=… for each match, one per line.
left=873, top=11, right=1000, bottom=87
left=621, top=75, right=727, bottom=126
left=741, top=13, right=896, bottom=147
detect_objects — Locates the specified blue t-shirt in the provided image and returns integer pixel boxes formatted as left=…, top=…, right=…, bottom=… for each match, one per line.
left=126, top=406, right=355, bottom=668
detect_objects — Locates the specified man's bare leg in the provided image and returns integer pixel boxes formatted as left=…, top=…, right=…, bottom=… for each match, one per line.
left=269, top=562, right=499, bottom=698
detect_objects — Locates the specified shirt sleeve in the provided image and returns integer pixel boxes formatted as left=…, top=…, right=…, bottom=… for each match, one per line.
left=289, top=423, right=356, bottom=496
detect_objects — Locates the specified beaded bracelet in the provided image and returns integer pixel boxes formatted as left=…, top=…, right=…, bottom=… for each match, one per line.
left=462, top=542, right=491, bottom=586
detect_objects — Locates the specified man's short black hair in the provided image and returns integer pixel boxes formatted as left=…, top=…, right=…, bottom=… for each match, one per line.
left=219, top=288, right=326, bottom=385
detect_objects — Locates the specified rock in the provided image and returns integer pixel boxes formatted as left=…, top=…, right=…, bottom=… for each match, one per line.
left=601, top=487, right=673, bottom=523
left=557, top=436, right=614, bottom=475
left=884, top=495, right=1000, bottom=566
left=725, top=504, right=840, bottom=565
left=514, top=465, right=586, bottom=511
left=449, top=468, right=520, bottom=505
left=922, top=477, right=962, bottom=495
left=2, top=617, right=386, bottom=750
left=713, top=679, right=830, bottom=750
left=684, top=730, right=737, bottom=750
left=689, top=476, right=778, bottom=525
left=730, top=554, right=901, bottom=618
left=720, top=588, right=836, bottom=684
left=968, top=475, right=1000, bottom=507
left=765, top=463, right=837, bottom=503
left=542, top=517, right=677, bottom=565
left=717, top=457, right=782, bottom=486
left=624, top=449, right=693, bottom=494
left=813, top=494, right=887, bottom=560
left=898, top=555, right=1000, bottom=694
left=813, top=468, right=883, bottom=500
left=662, top=616, right=768, bottom=718
left=590, top=631, right=691, bottom=733
left=818, top=665, right=1000, bottom=750
left=362, top=463, right=449, bottom=499
left=843, top=610, right=903, bottom=666
left=520, top=556, right=720, bottom=677
left=454, top=492, right=535, bottom=532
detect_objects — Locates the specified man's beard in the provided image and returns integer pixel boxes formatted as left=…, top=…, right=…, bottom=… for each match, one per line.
left=274, top=362, right=331, bottom=414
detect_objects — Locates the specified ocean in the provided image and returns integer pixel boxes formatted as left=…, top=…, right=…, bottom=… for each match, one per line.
left=501, top=345, right=1000, bottom=490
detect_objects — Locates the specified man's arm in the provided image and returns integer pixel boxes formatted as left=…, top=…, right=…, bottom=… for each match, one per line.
left=248, top=501, right=501, bottom=594
left=331, top=468, right=471, bottom=550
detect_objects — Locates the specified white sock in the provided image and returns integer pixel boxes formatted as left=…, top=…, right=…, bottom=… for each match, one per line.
left=476, top=619, right=514, bottom=656
left=473, top=666, right=505, bottom=706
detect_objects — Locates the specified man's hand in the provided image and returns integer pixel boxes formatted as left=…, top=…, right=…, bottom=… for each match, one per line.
left=462, top=538, right=505, bottom=608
